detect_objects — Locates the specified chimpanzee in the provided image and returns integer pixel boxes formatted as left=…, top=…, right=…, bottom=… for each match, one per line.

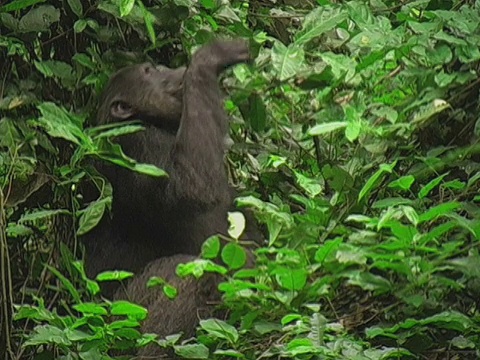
left=83, top=40, right=253, bottom=279
left=113, top=254, right=222, bottom=359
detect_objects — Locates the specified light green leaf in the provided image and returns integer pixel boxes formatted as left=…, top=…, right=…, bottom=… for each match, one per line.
left=308, top=121, right=347, bottom=136
left=221, top=243, right=247, bottom=270
left=119, top=0, right=135, bottom=17
left=200, top=319, right=239, bottom=344
left=295, top=7, right=348, bottom=45
left=271, top=41, right=304, bottom=81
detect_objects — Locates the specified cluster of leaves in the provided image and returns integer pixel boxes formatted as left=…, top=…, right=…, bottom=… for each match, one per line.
left=2, top=0, right=480, bottom=359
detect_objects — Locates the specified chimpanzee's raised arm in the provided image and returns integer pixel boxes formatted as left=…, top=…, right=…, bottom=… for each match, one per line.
left=165, top=40, right=250, bottom=209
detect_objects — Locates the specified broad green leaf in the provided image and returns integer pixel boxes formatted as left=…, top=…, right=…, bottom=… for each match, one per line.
left=271, top=41, right=304, bottom=81
left=418, top=202, right=461, bottom=224
left=77, top=198, right=110, bottom=236
left=366, top=311, right=473, bottom=338
left=274, top=267, right=307, bottom=291
left=72, top=53, right=95, bottom=70
left=345, top=119, right=362, bottom=142
left=119, top=0, right=135, bottom=17
left=314, top=237, right=342, bottom=263
left=73, top=19, right=87, bottom=32
left=200, top=0, right=215, bottom=9
left=37, top=102, right=89, bottom=146
left=110, top=300, right=148, bottom=320
left=308, top=121, right=347, bottom=136
left=0, top=0, right=45, bottom=12
left=201, top=235, right=221, bottom=259
left=67, top=0, right=82, bottom=17
left=221, top=243, right=247, bottom=270
left=177, top=259, right=227, bottom=278
left=174, top=344, right=209, bottom=359
left=346, top=271, right=392, bottom=294
left=200, top=319, right=239, bottom=343
left=18, top=5, right=60, bottom=32
left=295, top=7, right=348, bottom=45
left=23, top=325, right=71, bottom=346
left=389, top=175, right=415, bottom=191
left=321, top=52, right=357, bottom=82
left=73, top=303, right=108, bottom=316
left=293, top=171, right=322, bottom=197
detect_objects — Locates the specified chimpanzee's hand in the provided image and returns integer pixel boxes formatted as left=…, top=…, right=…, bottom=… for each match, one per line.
left=192, top=39, right=251, bottom=74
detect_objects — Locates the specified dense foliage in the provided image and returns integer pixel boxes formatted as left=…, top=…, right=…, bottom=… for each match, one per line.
left=1, top=0, right=480, bottom=359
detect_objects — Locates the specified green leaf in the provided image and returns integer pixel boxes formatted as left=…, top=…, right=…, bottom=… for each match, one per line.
left=67, top=0, right=82, bottom=17
left=274, top=267, right=307, bottom=291
left=345, top=119, right=362, bottom=142
left=271, top=41, right=304, bottom=81
left=37, top=102, right=89, bottom=146
left=418, top=173, right=448, bottom=198
left=359, top=161, right=397, bottom=202
left=18, top=5, right=60, bottom=32
left=199, top=319, right=239, bottom=344
left=72, top=53, right=95, bottom=70
left=372, top=197, right=413, bottom=208
left=73, top=303, right=108, bottom=316
left=96, top=270, right=134, bottom=282
left=73, top=19, right=87, bottom=33
left=110, top=300, right=148, bottom=320
left=346, top=271, right=392, bottom=294
left=19, top=209, right=70, bottom=223
left=308, top=121, right=347, bottom=136
left=23, top=325, right=71, bottom=346
left=200, top=0, right=216, bottom=9
left=295, top=7, right=348, bottom=45
left=163, top=284, right=178, bottom=299
left=138, top=0, right=156, bottom=45
left=119, top=0, right=135, bottom=17
left=201, top=236, right=221, bottom=259
left=221, top=243, right=247, bottom=270
left=46, top=266, right=81, bottom=303
left=174, top=343, right=209, bottom=359
left=0, top=0, right=45, bottom=12
left=388, top=175, right=415, bottom=191
left=132, top=163, right=167, bottom=177
left=418, top=202, right=461, bottom=224
left=77, top=198, right=109, bottom=236
left=314, top=237, right=342, bottom=263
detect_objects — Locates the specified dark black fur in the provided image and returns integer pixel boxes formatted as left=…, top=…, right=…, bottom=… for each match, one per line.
left=83, top=40, right=252, bottom=279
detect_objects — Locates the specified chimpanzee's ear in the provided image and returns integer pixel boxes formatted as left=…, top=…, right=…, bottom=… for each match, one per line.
left=110, top=101, right=135, bottom=120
